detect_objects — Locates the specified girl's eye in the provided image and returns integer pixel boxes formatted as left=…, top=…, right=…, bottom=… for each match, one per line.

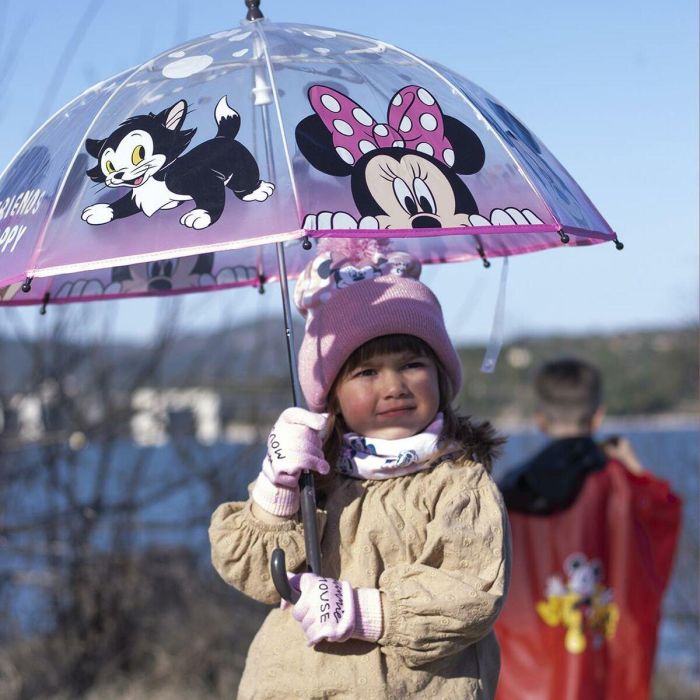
left=354, top=368, right=376, bottom=378
left=402, top=361, right=426, bottom=371
left=413, top=178, right=436, bottom=214
left=104, top=160, right=115, bottom=174
left=392, top=177, right=418, bottom=216
left=131, top=145, right=146, bottom=165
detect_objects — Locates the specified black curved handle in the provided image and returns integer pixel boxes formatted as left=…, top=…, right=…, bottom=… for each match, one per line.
left=271, top=548, right=297, bottom=603
left=270, top=471, right=322, bottom=604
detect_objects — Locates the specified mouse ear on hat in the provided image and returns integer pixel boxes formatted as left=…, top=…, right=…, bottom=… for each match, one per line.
left=294, top=245, right=422, bottom=318
left=293, top=251, right=336, bottom=318
left=377, top=250, right=422, bottom=279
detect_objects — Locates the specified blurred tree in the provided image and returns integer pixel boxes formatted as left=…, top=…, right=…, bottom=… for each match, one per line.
left=0, top=302, right=270, bottom=699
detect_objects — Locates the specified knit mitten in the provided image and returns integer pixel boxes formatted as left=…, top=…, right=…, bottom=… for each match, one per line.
left=252, top=408, right=329, bottom=517
left=284, top=573, right=384, bottom=645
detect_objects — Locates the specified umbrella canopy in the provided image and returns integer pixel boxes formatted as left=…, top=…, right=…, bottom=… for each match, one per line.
left=0, top=19, right=619, bottom=307
left=0, top=8, right=624, bottom=596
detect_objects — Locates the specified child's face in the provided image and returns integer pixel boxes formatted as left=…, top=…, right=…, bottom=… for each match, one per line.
left=335, top=350, right=440, bottom=440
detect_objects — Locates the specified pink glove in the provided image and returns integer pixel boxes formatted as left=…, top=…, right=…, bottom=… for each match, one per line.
left=252, top=408, right=329, bottom=516
left=283, top=573, right=384, bottom=646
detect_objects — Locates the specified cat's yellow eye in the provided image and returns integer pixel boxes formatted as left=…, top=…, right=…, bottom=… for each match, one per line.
left=131, top=145, right=145, bottom=166
left=105, top=160, right=115, bottom=174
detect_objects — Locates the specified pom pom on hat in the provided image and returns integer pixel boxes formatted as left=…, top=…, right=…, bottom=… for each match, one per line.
left=295, top=242, right=462, bottom=411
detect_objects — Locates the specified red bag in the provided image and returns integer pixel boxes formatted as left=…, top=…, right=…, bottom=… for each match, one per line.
left=495, top=460, right=681, bottom=700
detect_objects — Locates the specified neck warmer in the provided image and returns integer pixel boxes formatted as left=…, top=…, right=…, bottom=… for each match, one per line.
left=337, top=415, right=444, bottom=480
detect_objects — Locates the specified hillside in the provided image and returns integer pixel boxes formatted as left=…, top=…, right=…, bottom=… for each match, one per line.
left=455, top=326, right=698, bottom=422
left=0, top=323, right=696, bottom=424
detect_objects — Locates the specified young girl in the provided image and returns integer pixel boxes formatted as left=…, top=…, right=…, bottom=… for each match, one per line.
left=209, top=245, right=510, bottom=699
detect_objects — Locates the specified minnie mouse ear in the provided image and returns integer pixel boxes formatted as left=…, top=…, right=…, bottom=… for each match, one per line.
left=295, top=114, right=354, bottom=177
left=443, top=116, right=486, bottom=175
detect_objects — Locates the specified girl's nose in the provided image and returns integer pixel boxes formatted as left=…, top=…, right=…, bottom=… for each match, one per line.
left=381, top=370, right=409, bottom=398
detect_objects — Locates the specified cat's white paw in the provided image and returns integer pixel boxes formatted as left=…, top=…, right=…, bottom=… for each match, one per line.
left=180, top=209, right=212, bottom=229
left=243, top=180, right=275, bottom=202
left=82, top=203, right=114, bottom=225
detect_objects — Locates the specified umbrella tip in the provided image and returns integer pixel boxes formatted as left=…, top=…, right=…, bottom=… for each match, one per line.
left=302, top=236, right=313, bottom=251
left=476, top=245, right=491, bottom=268
left=558, top=231, right=570, bottom=244
left=245, top=0, right=264, bottom=21
left=21, top=276, right=33, bottom=293
left=39, top=293, right=50, bottom=316
left=614, top=237, right=624, bottom=251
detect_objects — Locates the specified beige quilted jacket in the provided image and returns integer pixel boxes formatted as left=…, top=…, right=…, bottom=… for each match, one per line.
left=210, top=460, right=510, bottom=699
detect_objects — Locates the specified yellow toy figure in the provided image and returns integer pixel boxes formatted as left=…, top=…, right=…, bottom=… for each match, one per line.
left=536, top=553, right=619, bottom=654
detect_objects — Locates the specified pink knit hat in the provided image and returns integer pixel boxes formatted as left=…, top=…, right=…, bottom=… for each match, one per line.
left=294, top=243, right=462, bottom=412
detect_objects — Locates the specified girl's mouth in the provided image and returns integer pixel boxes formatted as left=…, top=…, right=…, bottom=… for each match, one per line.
left=378, top=407, right=414, bottom=417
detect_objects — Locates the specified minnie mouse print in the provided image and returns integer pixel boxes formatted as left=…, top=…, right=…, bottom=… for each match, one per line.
left=295, top=84, right=543, bottom=231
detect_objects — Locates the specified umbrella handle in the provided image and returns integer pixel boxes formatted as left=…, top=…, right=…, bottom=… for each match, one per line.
left=271, top=470, right=322, bottom=603
left=271, top=548, right=296, bottom=603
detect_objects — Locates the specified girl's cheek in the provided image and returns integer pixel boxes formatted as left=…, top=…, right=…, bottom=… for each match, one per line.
left=414, top=371, right=438, bottom=389
left=339, top=388, right=374, bottom=420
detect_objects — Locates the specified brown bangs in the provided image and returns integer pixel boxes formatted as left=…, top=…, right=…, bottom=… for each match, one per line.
left=339, top=334, right=434, bottom=378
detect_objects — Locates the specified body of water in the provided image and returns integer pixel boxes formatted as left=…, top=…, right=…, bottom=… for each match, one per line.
left=1, top=424, right=697, bottom=680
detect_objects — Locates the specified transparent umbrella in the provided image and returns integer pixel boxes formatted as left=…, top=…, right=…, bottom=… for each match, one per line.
left=0, top=0, right=621, bottom=599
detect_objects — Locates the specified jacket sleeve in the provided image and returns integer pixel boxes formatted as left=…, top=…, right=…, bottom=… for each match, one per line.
left=378, top=468, right=511, bottom=668
left=209, top=483, right=327, bottom=605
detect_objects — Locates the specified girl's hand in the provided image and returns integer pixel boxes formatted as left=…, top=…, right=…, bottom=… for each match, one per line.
left=262, top=408, right=329, bottom=486
left=285, top=573, right=356, bottom=645
left=252, top=408, right=329, bottom=517
left=283, top=573, right=384, bottom=645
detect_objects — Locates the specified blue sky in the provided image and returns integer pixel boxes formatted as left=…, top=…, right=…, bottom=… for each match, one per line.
left=0, top=0, right=697, bottom=344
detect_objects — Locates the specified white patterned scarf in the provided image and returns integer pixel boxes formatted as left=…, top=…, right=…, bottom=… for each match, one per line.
left=337, top=414, right=445, bottom=480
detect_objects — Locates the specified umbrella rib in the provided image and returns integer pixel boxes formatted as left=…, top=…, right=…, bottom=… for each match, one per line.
left=250, top=21, right=304, bottom=229
left=329, top=28, right=559, bottom=229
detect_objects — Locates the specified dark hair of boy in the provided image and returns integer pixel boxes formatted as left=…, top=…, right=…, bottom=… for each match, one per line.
left=534, top=358, right=603, bottom=433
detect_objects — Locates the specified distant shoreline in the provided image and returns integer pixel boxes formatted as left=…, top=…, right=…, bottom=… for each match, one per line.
left=495, top=413, right=698, bottom=434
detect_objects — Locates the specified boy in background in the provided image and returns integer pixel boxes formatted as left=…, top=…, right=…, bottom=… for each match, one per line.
left=495, top=358, right=681, bottom=700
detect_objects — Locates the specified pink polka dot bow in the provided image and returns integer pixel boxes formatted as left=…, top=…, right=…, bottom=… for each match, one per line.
left=308, top=84, right=455, bottom=167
